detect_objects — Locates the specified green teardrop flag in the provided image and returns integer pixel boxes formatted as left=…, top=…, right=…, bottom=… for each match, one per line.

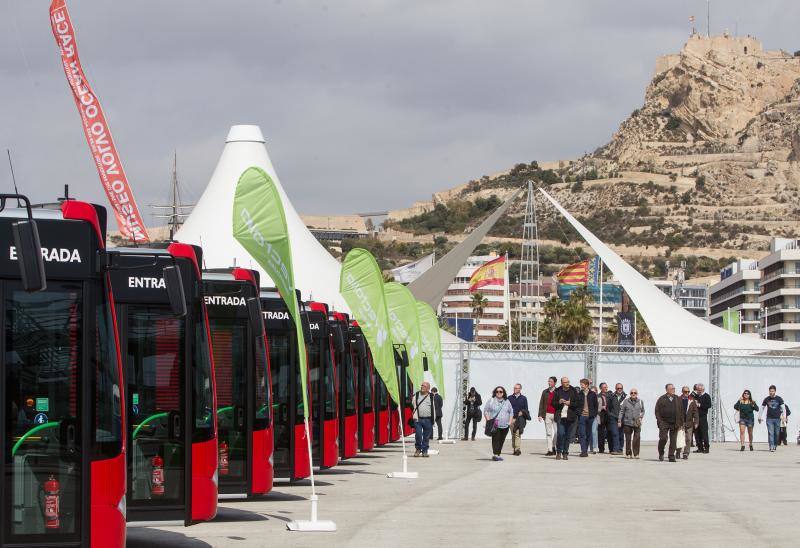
left=416, top=301, right=444, bottom=398
left=232, top=166, right=308, bottom=417
left=384, top=282, right=424, bottom=388
left=339, top=249, right=400, bottom=404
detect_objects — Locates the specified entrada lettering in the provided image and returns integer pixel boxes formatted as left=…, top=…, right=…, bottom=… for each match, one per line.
left=9, top=246, right=82, bottom=263
left=263, top=310, right=289, bottom=320
left=204, top=295, right=246, bottom=307
left=128, top=277, right=165, bottom=289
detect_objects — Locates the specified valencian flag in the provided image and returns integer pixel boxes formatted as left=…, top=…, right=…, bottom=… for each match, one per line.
left=469, top=255, right=506, bottom=292
left=557, top=260, right=590, bottom=285
left=232, top=167, right=309, bottom=416
left=340, top=249, right=400, bottom=405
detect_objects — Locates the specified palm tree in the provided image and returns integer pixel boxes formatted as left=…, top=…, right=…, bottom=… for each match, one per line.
left=470, top=292, right=488, bottom=341
left=557, top=291, right=593, bottom=344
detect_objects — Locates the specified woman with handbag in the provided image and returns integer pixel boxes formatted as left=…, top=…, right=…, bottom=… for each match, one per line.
left=462, top=387, right=483, bottom=441
left=483, top=386, right=514, bottom=461
left=734, top=389, right=758, bottom=451
left=618, top=388, right=645, bottom=459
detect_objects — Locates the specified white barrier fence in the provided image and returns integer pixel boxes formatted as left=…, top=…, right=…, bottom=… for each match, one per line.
left=439, top=343, right=800, bottom=444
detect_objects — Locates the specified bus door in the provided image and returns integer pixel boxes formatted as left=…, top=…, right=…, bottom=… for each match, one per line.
left=203, top=268, right=272, bottom=497
left=261, top=289, right=310, bottom=482
left=1, top=198, right=125, bottom=548
left=374, top=368, right=390, bottom=447
left=350, top=326, right=374, bottom=452
left=109, top=244, right=217, bottom=525
left=304, top=303, right=338, bottom=469
left=330, top=313, right=357, bottom=459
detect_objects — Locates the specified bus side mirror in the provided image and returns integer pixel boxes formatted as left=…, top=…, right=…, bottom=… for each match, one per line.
left=12, top=220, right=46, bottom=292
left=163, top=265, right=187, bottom=317
left=247, top=298, right=265, bottom=339
left=402, top=350, right=409, bottom=368
left=423, top=355, right=429, bottom=372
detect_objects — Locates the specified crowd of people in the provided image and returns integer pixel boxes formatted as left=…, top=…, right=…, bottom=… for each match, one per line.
left=447, top=377, right=792, bottom=461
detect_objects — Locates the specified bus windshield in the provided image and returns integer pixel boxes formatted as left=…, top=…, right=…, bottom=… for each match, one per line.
left=4, top=281, right=84, bottom=538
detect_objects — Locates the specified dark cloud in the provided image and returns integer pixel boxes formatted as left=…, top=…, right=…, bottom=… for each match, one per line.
left=1, top=0, right=798, bottom=225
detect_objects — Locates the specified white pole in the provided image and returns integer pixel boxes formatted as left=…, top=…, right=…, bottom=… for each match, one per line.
left=287, top=416, right=336, bottom=531
left=598, top=259, right=604, bottom=348
left=388, top=391, right=418, bottom=478
left=633, top=311, right=638, bottom=350
left=505, top=252, right=511, bottom=346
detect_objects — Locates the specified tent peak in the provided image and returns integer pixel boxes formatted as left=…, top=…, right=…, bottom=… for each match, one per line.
left=226, top=125, right=265, bottom=144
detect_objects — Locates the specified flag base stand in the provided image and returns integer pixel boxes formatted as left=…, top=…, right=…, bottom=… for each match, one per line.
left=287, top=495, right=337, bottom=532
left=387, top=455, right=418, bottom=479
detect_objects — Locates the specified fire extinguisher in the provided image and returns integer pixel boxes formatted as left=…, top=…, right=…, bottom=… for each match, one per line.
left=151, top=454, right=165, bottom=496
left=219, top=441, right=229, bottom=476
left=44, top=474, right=60, bottom=530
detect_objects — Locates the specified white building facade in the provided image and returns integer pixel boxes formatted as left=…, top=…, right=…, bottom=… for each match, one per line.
left=759, top=238, right=800, bottom=342
left=709, top=260, right=761, bottom=336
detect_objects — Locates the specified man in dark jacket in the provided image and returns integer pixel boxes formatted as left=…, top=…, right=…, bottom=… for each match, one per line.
left=429, top=387, right=444, bottom=441
left=606, top=383, right=626, bottom=455
left=508, top=383, right=529, bottom=456
left=678, top=386, right=699, bottom=460
left=552, top=377, right=580, bottom=460
left=538, top=376, right=558, bottom=456
left=576, top=379, right=599, bottom=457
left=655, top=383, right=685, bottom=462
left=692, top=383, right=712, bottom=453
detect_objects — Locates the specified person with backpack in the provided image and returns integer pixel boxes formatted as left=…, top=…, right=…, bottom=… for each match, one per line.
left=483, top=386, right=514, bottom=461
left=462, top=387, right=482, bottom=441
left=430, top=387, right=444, bottom=441
left=411, top=381, right=434, bottom=457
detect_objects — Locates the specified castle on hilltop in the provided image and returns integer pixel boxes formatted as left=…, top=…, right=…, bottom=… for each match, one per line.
left=655, top=33, right=796, bottom=75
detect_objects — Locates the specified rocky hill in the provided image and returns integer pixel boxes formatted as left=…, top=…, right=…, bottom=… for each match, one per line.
left=378, top=34, right=800, bottom=280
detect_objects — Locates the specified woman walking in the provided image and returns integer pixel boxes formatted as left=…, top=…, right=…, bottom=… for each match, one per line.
left=734, top=390, right=758, bottom=451
left=462, top=387, right=482, bottom=441
left=618, top=388, right=644, bottom=459
left=484, top=386, right=514, bottom=461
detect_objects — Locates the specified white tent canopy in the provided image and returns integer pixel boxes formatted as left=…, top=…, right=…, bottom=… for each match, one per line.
left=176, top=125, right=347, bottom=311
left=539, top=188, right=794, bottom=351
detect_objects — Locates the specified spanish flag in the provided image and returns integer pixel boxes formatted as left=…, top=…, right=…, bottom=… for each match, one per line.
left=557, top=260, right=589, bottom=285
left=469, top=256, right=506, bottom=292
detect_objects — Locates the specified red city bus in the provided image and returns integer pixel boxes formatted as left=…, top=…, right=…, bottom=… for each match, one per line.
left=1, top=196, right=126, bottom=548
left=328, top=312, right=358, bottom=459
left=108, top=243, right=218, bottom=526
left=202, top=268, right=273, bottom=498
left=260, top=289, right=311, bottom=482
left=389, top=347, right=413, bottom=442
left=303, top=302, right=338, bottom=470
left=348, top=324, right=375, bottom=452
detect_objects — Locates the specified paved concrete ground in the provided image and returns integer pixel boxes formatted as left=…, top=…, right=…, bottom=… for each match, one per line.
left=128, top=439, right=800, bottom=547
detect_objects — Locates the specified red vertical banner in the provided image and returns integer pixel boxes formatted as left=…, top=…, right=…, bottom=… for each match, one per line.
left=49, top=0, right=150, bottom=242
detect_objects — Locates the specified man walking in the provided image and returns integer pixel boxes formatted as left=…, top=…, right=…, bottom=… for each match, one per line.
left=758, top=385, right=786, bottom=452
left=508, top=383, right=529, bottom=456
left=597, top=382, right=610, bottom=453
left=678, top=386, right=699, bottom=460
left=411, top=381, right=434, bottom=457
left=553, top=377, right=579, bottom=460
left=606, top=383, right=626, bottom=455
left=655, top=383, right=684, bottom=462
left=430, top=387, right=444, bottom=441
left=538, top=376, right=558, bottom=456
left=692, top=383, right=712, bottom=453
left=576, top=379, right=598, bottom=457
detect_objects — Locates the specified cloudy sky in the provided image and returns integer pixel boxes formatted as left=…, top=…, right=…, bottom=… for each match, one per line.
left=1, top=1, right=798, bottom=225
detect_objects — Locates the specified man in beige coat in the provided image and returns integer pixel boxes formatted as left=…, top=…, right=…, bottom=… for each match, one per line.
left=677, top=386, right=699, bottom=460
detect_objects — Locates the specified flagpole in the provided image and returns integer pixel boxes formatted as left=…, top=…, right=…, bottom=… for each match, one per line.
left=504, top=252, right=511, bottom=346
left=599, top=259, right=604, bottom=348
left=387, top=385, right=418, bottom=479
